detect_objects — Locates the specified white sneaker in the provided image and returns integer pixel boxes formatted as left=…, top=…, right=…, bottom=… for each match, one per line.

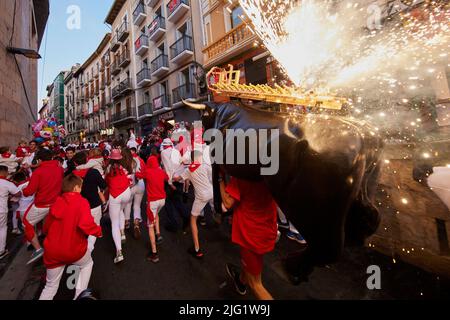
left=121, top=234, right=126, bottom=243
left=12, top=228, right=22, bottom=235
left=114, top=252, right=124, bottom=264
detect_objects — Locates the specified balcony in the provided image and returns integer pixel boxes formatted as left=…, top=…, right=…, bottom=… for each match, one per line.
left=172, top=83, right=196, bottom=106
left=106, top=70, right=111, bottom=85
left=112, top=108, right=136, bottom=124
left=167, top=0, right=190, bottom=23
left=146, top=0, right=159, bottom=8
left=133, top=1, right=147, bottom=26
left=111, top=35, right=120, bottom=52
left=148, top=15, right=166, bottom=42
left=138, top=102, right=153, bottom=118
left=100, top=75, right=106, bottom=90
left=152, top=94, right=170, bottom=112
left=151, top=54, right=169, bottom=78
left=100, top=62, right=105, bottom=72
left=119, top=50, right=131, bottom=68
left=170, top=35, right=193, bottom=64
left=112, top=84, right=122, bottom=100
left=111, top=61, right=121, bottom=76
left=136, top=68, right=151, bottom=87
left=119, top=78, right=133, bottom=95
left=135, top=34, right=149, bottom=56
left=202, top=23, right=256, bottom=68
left=117, top=20, right=130, bottom=42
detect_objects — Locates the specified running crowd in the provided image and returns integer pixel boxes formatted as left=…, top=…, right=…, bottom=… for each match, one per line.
left=0, top=128, right=306, bottom=300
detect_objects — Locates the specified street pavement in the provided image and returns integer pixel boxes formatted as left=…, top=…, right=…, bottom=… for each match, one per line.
left=2, top=195, right=450, bottom=300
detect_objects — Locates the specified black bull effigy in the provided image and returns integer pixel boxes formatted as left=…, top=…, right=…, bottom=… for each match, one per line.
left=184, top=100, right=383, bottom=282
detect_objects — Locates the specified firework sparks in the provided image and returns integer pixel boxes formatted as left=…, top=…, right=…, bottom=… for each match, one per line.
left=239, top=0, right=449, bottom=94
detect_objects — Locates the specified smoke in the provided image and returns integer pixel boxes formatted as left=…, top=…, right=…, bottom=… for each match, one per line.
left=239, top=0, right=449, bottom=137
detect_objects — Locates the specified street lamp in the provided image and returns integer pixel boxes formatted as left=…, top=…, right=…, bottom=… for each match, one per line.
left=6, top=47, right=41, bottom=59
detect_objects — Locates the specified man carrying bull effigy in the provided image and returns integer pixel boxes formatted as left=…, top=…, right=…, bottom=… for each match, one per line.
left=219, top=174, right=278, bottom=300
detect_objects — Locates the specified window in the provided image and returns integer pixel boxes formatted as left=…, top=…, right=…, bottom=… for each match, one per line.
left=230, top=6, right=244, bottom=29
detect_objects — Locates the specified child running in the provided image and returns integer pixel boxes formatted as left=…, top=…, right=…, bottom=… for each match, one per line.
left=136, top=155, right=168, bottom=263
left=10, top=171, right=34, bottom=235
left=39, top=174, right=102, bottom=300
left=0, top=166, right=21, bottom=260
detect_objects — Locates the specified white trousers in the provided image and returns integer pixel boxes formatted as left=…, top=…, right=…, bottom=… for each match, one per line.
left=0, top=211, right=7, bottom=254
left=10, top=203, right=19, bottom=230
left=87, top=206, right=102, bottom=252
left=147, top=199, right=166, bottom=226
left=109, top=188, right=131, bottom=252
left=39, top=250, right=93, bottom=300
left=125, top=181, right=144, bottom=222
left=24, top=205, right=49, bottom=226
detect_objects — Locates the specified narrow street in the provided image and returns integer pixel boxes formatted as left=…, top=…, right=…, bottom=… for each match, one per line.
left=3, top=199, right=449, bottom=300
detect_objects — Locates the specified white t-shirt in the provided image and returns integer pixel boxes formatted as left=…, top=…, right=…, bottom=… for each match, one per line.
left=161, top=147, right=184, bottom=184
left=22, top=152, right=35, bottom=167
left=0, top=178, right=19, bottom=213
left=181, top=164, right=213, bottom=202
left=17, top=182, right=34, bottom=212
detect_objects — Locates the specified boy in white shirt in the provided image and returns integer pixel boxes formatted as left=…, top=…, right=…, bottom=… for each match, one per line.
left=173, top=150, right=215, bottom=258
left=10, top=171, right=35, bottom=235
left=0, top=166, right=21, bottom=260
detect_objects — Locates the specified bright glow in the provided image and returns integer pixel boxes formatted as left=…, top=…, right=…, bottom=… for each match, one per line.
left=422, top=152, right=431, bottom=159
left=401, top=198, right=408, bottom=205
left=239, top=0, right=450, bottom=92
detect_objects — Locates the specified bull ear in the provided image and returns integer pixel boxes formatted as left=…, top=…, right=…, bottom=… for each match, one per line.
left=183, top=99, right=206, bottom=110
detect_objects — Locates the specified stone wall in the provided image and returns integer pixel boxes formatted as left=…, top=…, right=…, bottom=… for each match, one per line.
left=0, top=0, right=38, bottom=147
left=369, top=142, right=450, bottom=278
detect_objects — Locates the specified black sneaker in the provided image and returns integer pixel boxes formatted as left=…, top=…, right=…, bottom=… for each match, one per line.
left=226, top=263, right=247, bottom=296
left=156, top=234, right=163, bottom=244
left=188, top=247, right=204, bottom=259
left=147, top=252, right=159, bottom=263
left=199, top=216, right=207, bottom=226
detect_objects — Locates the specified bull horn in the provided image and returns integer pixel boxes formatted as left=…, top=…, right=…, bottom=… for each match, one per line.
left=182, top=99, right=206, bottom=110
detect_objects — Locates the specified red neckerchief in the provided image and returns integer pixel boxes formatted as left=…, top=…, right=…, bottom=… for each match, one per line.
left=189, top=162, right=201, bottom=172
left=1, top=152, right=12, bottom=158
left=163, top=145, right=172, bottom=150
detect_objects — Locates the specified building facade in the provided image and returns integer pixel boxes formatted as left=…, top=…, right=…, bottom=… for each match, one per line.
left=46, top=71, right=67, bottom=126
left=38, top=99, right=49, bottom=120
left=63, top=64, right=80, bottom=144
left=71, top=34, right=114, bottom=143
left=0, top=0, right=49, bottom=147
left=105, top=0, right=205, bottom=138
left=200, top=0, right=276, bottom=103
